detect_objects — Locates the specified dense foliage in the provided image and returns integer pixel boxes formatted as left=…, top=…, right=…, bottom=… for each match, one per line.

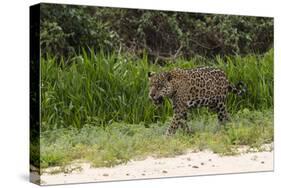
left=40, top=4, right=273, bottom=60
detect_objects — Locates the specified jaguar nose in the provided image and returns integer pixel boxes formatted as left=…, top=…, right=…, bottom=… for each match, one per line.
left=150, top=93, right=155, bottom=99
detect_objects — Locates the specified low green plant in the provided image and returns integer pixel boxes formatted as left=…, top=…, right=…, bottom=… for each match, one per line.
left=40, top=109, right=273, bottom=168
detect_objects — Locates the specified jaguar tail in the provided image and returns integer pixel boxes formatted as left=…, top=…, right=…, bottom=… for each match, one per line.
left=228, top=81, right=247, bottom=96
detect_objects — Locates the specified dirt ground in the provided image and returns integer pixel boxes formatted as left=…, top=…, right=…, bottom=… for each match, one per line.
left=37, top=144, right=273, bottom=185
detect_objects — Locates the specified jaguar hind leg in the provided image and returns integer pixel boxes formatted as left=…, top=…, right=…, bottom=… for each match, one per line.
left=208, top=99, right=230, bottom=132
left=216, top=101, right=230, bottom=124
left=208, top=97, right=229, bottom=124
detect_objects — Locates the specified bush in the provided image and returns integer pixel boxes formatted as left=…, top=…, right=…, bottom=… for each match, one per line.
left=40, top=4, right=273, bottom=60
left=40, top=4, right=119, bottom=57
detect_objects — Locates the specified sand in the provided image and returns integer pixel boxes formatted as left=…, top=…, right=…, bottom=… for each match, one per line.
left=38, top=145, right=274, bottom=185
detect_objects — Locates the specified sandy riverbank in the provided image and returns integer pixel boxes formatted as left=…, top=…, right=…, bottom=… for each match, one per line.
left=37, top=144, right=273, bottom=185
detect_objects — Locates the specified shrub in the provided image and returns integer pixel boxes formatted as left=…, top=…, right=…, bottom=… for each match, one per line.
left=40, top=4, right=273, bottom=60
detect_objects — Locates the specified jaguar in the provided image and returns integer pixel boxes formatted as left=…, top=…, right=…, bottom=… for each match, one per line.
left=148, top=67, right=246, bottom=135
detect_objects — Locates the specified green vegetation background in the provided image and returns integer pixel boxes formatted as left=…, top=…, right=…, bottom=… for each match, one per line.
left=34, top=4, right=274, bottom=169
left=40, top=4, right=273, bottom=60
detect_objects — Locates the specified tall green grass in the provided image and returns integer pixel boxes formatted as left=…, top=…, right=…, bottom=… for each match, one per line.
left=41, top=49, right=273, bottom=130
left=217, top=50, right=273, bottom=111
left=41, top=51, right=171, bottom=130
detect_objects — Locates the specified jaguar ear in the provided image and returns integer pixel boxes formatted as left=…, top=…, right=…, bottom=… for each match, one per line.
left=148, top=72, right=155, bottom=77
left=166, top=72, right=172, bottom=81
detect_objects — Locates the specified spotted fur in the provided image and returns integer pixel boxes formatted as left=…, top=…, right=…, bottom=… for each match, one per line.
left=148, top=67, right=246, bottom=136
